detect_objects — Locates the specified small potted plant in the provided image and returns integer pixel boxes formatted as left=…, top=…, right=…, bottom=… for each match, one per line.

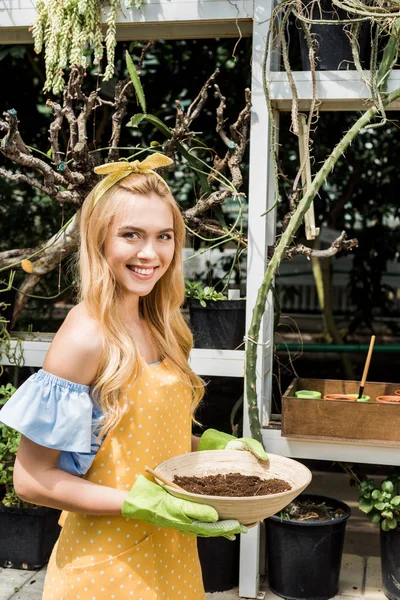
left=185, top=280, right=245, bottom=350
left=358, top=475, right=400, bottom=600
left=0, top=382, right=61, bottom=569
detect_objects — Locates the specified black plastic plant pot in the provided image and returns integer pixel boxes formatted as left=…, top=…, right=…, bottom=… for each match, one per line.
left=381, top=527, right=400, bottom=600
left=265, top=494, right=351, bottom=600
left=189, top=299, right=246, bottom=350
left=0, top=505, right=61, bottom=569
left=299, top=0, right=369, bottom=70
left=197, top=535, right=240, bottom=592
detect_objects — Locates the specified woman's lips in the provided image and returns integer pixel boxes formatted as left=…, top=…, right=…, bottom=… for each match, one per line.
left=126, top=265, right=158, bottom=279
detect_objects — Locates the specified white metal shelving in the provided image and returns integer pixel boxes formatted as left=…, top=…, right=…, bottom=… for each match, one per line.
left=269, top=70, right=400, bottom=110
left=0, top=0, right=253, bottom=42
left=3, top=337, right=246, bottom=377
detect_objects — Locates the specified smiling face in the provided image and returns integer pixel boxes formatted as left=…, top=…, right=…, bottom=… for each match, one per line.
left=103, top=192, right=175, bottom=301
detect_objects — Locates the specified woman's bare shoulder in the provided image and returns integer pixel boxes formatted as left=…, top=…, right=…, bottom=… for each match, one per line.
left=43, top=303, right=103, bottom=385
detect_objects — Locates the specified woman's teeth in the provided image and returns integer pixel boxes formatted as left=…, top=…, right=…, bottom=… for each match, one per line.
left=128, top=266, right=154, bottom=275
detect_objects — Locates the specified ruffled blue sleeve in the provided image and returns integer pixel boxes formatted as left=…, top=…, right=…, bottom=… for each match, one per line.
left=0, top=369, right=105, bottom=476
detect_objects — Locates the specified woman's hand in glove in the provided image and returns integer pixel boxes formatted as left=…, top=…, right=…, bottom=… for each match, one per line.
left=197, top=429, right=269, bottom=462
left=122, top=475, right=247, bottom=541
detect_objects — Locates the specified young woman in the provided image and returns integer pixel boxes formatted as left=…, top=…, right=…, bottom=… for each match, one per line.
left=0, top=153, right=266, bottom=599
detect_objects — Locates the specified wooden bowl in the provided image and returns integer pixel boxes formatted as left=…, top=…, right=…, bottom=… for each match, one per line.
left=395, top=390, right=400, bottom=396
left=154, top=450, right=312, bottom=526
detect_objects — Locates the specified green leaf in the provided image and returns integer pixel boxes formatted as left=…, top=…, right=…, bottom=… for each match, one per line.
left=143, top=114, right=173, bottom=139
left=382, top=510, right=394, bottom=520
left=142, top=114, right=211, bottom=194
left=368, top=512, right=381, bottom=525
left=126, top=113, right=146, bottom=128
left=377, top=18, right=400, bottom=91
left=371, top=489, right=381, bottom=500
left=125, top=51, right=146, bottom=114
left=374, top=502, right=386, bottom=511
left=391, top=496, right=400, bottom=506
left=381, top=519, right=390, bottom=532
left=359, top=497, right=375, bottom=513
left=382, top=480, right=395, bottom=495
left=176, top=143, right=211, bottom=195
left=386, top=517, right=398, bottom=530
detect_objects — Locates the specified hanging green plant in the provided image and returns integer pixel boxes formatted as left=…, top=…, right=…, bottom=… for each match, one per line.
left=32, top=0, right=146, bottom=95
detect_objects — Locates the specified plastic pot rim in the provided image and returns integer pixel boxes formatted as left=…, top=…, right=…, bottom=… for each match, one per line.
left=267, top=494, right=351, bottom=527
left=188, top=299, right=246, bottom=310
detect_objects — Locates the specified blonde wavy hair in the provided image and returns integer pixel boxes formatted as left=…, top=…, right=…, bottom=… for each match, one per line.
left=78, top=172, right=205, bottom=437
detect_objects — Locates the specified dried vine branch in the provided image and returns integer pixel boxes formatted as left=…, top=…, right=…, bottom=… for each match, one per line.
left=183, top=85, right=251, bottom=225
left=11, top=215, right=80, bottom=326
left=163, top=69, right=221, bottom=157
left=285, top=231, right=359, bottom=259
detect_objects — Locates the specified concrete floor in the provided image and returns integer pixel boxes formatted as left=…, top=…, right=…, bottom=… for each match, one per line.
left=0, top=472, right=387, bottom=600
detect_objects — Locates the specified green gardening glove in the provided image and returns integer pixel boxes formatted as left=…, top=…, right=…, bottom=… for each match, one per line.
left=122, top=475, right=248, bottom=540
left=198, top=428, right=269, bottom=462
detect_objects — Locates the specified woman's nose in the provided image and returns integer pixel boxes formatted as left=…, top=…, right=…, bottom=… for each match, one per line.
left=137, top=239, right=157, bottom=259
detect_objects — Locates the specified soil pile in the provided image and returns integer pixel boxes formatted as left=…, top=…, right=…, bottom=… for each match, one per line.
left=173, top=473, right=291, bottom=497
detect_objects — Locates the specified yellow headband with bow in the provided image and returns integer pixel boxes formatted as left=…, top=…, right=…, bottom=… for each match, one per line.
left=91, top=152, right=174, bottom=208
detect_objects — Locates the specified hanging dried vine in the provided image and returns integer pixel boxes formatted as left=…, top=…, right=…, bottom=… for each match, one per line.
left=32, top=0, right=145, bottom=94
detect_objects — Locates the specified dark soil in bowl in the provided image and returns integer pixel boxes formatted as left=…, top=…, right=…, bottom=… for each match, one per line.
left=173, top=473, right=292, bottom=497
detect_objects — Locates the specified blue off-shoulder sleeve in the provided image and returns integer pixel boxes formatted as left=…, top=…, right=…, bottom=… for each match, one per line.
left=0, top=369, right=105, bottom=476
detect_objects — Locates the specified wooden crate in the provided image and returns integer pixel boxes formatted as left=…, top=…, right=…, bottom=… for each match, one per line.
left=282, top=378, right=400, bottom=443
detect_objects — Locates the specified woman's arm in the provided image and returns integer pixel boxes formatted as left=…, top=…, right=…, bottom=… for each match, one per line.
left=191, top=434, right=200, bottom=451
left=14, top=436, right=127, bottom=514
left=14, top=303, right=128, bottom=514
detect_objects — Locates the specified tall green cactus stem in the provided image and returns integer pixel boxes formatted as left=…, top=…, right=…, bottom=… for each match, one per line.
left=245, top=82, right=400, bottom=445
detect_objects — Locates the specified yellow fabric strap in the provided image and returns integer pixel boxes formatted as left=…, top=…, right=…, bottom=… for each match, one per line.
left=92, top=152, right=174, bottom=208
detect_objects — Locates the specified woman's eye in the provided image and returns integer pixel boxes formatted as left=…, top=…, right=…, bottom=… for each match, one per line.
left=123, top=232, right=139, bottom=239
left=159, top=233, right=172, bottom=240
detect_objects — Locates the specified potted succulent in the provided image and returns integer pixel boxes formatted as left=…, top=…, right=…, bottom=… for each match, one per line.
left=0, top=382, right=61, bottom=569
left=185, top=280, right=246, bottom=350
left=358, top=475, right=400, bottom=600
left=265, top=494, right=351, bottom=600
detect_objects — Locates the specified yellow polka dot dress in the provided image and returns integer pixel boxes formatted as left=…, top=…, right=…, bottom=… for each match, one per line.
left=42, top=361, right=205, bottom=600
